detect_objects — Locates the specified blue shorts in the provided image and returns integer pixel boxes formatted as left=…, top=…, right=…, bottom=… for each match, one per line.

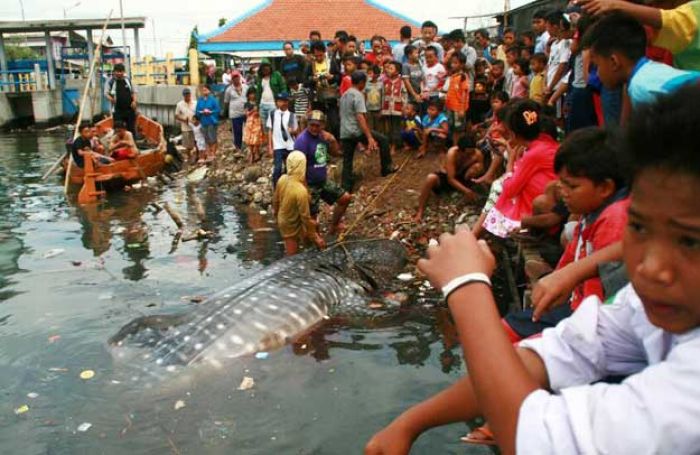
left=202, top=124, right=218, bottom=145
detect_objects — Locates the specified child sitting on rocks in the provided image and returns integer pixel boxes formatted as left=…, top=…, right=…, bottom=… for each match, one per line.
left=414, top=135, right=488, bottom=221
left=417, top=99, right=449, bottom=158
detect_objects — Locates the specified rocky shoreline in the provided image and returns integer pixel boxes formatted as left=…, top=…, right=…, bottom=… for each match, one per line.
left=208, top=125, right=482, bottom=265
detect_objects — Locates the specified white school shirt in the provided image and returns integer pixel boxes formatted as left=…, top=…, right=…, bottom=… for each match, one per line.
left=546, top=38, right=571, bottom=90
left=266, top=109, right=297, bottom=151
left=191, top=123, right=206, bottom=151
left=422, top=62, right=446, bottom=96
left=517, top=284, right=700, bottom=454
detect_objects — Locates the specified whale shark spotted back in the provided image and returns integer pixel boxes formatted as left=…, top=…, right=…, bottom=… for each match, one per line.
left=110, top=240, right=408, bottom=373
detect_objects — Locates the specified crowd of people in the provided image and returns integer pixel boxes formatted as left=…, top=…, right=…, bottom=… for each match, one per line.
left=363, top=0, right=700, bottom=453
left=72, top=0, right=700, bottom=451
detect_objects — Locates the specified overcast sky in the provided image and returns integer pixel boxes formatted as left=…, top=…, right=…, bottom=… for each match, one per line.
left=2, top=0, right=533, bottom=56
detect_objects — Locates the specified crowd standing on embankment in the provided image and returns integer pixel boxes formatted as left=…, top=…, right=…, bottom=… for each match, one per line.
left=74, top=0, right=700, bottom=452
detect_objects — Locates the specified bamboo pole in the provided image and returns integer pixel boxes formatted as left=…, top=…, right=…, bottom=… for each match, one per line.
left=43, top=11, right=113, bottom=184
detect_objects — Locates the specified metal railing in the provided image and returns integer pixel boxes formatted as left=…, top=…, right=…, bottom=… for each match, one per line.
left=0, top=68, right=48, bottom=93
left=130, top=54, right=191, bottom=86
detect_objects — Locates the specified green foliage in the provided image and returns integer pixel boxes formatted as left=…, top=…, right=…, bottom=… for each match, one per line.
left=218, top=17, right=227, bottom=27
left=5, top=37, right=40, bottom=61
left=7, top=45, right=40, bottom=61
left=188, top=26, right=199, bottom=51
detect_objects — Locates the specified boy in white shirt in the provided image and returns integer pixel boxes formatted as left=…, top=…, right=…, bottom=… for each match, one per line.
left=545, top=11, right=572, bottom=112
left=190, top=115, right=206, bottom=162
left=366, top=86, right=700, bottom=454
left=267, top=92, right=298, bottom=187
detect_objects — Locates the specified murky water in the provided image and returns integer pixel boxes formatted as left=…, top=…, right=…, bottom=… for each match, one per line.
left=0, top=132, right=490, bottom=454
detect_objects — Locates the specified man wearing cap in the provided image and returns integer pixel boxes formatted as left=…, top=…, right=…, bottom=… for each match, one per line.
left=175, top=87, right=197, bottom=159
left=280, top=41, right=308, bottom=86
left=268, top=92, right=299, bottom=187
left=294, top=110, right=352, bottom=234
left=224, top=71, right=248, bottom=150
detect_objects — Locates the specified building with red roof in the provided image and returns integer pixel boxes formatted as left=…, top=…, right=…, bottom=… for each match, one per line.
left=197, top=0, right=421, bottom=57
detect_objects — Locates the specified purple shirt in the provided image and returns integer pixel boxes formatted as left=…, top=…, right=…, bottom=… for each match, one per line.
left=294, top=129, right=329, bottom=186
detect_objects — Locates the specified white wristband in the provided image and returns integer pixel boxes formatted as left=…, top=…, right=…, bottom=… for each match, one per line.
left=441, top=273, right=491, bottom=300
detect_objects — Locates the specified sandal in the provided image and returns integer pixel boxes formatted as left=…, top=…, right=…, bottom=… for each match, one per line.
left=460, top=425, right=497, bottom=446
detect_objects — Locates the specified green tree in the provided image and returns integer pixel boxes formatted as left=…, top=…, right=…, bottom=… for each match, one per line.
left=218, top=18, right=227, bottom=27
left=188, top=26, right=199, bottom=51
left=6, top=38, right=40, bottom=61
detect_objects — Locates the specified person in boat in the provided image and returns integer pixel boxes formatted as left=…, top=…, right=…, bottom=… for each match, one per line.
left=105, top=63, right=138, bottom=136
left=72, top=123, right=114, bottom=168
left=108, top=121, right=139, bottom=161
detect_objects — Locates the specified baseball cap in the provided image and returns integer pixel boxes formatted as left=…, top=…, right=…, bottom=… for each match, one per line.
left=182, top=87, right=191, bottom=95
left=307, top=110, right=326, bottom=123
left=276, top=92, right=290, bottom=101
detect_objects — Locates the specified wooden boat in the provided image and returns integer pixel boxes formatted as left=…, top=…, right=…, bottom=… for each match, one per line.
left=64, top=114, right=167, bottom=190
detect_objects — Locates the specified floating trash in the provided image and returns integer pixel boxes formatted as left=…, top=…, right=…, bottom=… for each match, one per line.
left=397, top=273, right=414, bottom=282
left=42, top=249, right=65, bottom=259
left=77, top=422, right=92, bottom=432
left=259, top=210, right=267, bottom=216
left=237, top=376, right=254, bottom=390
left=14, top=405, right=29, bottom=415
left=174, top=400, right=186, bottom=411
left=48, top=334, right=61, bottom=343
left=255, top=352, right=269, bottom=360
left=26, top=392, right=39, bottom=399
left=79, top=370, right=95, bottom=380
left=428, top=238, right=439, bottom=247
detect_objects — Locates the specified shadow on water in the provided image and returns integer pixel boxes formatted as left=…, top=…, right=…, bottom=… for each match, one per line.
left=0, top=132, right=495, bottom=454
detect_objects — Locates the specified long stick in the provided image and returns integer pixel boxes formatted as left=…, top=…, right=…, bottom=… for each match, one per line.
left=52, top=10, right=113, bottom=187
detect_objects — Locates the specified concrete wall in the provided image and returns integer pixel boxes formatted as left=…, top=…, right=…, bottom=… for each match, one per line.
left=0, top=93, right=13, bottom=127
left=31, top=89, right=63, bottom=125
left=135, top=85, right=197, bottom=128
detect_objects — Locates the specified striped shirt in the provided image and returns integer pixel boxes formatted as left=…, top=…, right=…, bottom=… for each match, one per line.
left=290, top=86, right=310, bottom=115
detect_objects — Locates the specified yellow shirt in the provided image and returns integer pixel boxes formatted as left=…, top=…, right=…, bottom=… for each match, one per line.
left=274, top=175, right=315, bottom=240
left=654, top=1, right=700, bottom=71
left=530, top=72, right=546, bottom=105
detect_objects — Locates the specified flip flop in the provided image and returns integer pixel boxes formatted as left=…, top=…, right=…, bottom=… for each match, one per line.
left=460, top=425, right=497, bottom=446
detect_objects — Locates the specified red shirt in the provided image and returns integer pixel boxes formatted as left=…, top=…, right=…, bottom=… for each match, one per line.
left=381, top=76, right=405, bottom=116
left=365, top=52, right=381, bottom=65
left=340, top=74, right=352, bottom=96
left=495, top=133, right=558, bottom=221
left=557, top=197, right=630, bottom=310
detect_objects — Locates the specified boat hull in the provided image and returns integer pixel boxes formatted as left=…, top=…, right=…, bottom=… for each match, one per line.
left=65, top=115, right=166, bottom=188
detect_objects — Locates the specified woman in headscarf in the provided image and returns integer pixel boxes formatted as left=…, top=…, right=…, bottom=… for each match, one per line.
left=274, top=151, right=326, bottom=255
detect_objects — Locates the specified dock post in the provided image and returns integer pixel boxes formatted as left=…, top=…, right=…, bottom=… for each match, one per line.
left=44, top=31, right=56, bottom=90
left=0, top=33, right=7, bottom=92
left=188, top=48, right=199, bottom=86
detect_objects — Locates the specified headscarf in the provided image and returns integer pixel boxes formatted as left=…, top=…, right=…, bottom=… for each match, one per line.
left=285, top=150, right=307, bottom=182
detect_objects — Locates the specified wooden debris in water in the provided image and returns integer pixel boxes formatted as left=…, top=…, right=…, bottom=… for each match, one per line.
left=163, top=203, right=184, bottom=230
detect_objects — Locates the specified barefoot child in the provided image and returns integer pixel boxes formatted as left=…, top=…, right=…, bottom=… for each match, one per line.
left=414, top=135, right=487, bottom=220
left=190, top=115, right=206, bottom=163
left=418, top=99, right=449, bottom=158
left=443, top=52, right=470, bottom=146
left=400, top=101, right=423, bottom=152
left=243, top=89, right=263, bottom=163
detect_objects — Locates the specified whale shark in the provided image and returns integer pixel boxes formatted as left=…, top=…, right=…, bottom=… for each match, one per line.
left=109, top=239, right=408, bottom=373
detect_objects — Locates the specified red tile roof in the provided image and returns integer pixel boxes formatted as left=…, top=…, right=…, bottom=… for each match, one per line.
left=205, top=0, right=421, bottom=43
